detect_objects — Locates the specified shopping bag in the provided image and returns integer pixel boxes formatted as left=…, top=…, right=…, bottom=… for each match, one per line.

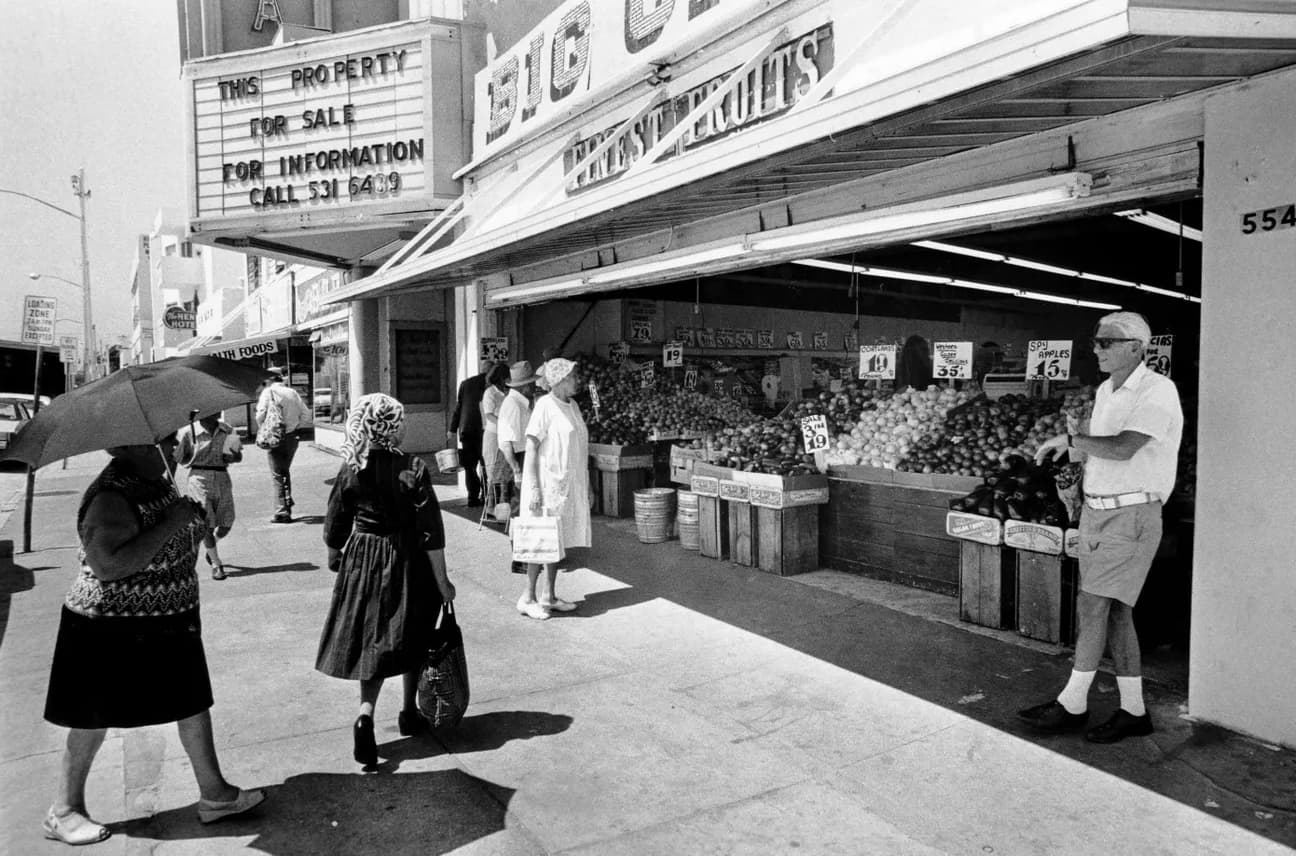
left=255, top=392, right=284, bottom=450
left=511, top=515, right=562, bottom=564
left=416, top=603, right=470, bottom=729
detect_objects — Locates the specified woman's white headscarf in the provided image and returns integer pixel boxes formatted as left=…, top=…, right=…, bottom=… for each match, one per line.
left=341, top=393, right=405, bottom=473
left=541, top=358, right=576, bottom=390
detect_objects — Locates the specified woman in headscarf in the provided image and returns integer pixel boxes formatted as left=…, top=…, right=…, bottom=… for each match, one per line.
left=518, top=358, right=591, bottom=619
left=43, top=438, right=264, bottom=845
left=315, top=393, right=456, bottom=766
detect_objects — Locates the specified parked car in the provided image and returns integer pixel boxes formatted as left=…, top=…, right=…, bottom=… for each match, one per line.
left=0, top=395, right=32, bottom=457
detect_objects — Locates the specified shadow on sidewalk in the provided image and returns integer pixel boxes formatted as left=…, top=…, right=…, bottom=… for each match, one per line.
left=0, top=554, right=36, bottom=654
left=373, top=710, right=575, bottom=770
left=222, top=561, right=320, bottom=578
left=118, top=769, right=518, bottom=855
left=581, top=523, right=1296, bottom=846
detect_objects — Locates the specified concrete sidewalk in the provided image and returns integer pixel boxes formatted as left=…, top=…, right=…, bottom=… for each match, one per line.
left=1, top=445, right=1293, bottom=855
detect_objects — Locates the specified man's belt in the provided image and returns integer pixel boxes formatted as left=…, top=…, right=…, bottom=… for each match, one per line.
left=1084, top=491, right=1156, bottom=510
left=189, top=465, right=227, bottom=471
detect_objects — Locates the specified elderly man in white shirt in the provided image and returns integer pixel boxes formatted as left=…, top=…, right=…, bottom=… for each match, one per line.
left=255, top=366, right=309, bottom=523
left=496, top=360, right=538, bottom=501
left=1019, top=311, right=1183, bottom=744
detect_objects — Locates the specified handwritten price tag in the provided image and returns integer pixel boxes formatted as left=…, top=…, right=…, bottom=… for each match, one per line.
left=629, top=320, right=653, bottom=343
left=662, top=341, right=684, bottom=367
left=812, top=331, right=829, bottom=351
left=609, top=342, right=630, bottom=364
left=933, top=342, right=972, bottom=380
left=787, top=331, right=804, bottom=350
left=684, top=369, right=698, bottom=390
left=799, top=414, right=829, bottom=453
left=1026, top=340, right=1073, bottom=380
left=640, top=363, right=655, bottom=388
left=859, top=344, right=896, bottom=380
left=1144, top=334, right=1173, bottom=377
left=757, top=330, right=775, bottom=349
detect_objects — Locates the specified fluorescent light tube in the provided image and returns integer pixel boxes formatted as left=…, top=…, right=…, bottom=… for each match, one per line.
left=1115, top=209, right=1203, bottom=242
left=912, top=240, right=1005, bottom=261
left=586, top=243, right=746, bottom=284
left=749, top=174, right=1091, bottom=253
left=947, top=278, right=1018, bottom=294
left=1005, top=257, right=1082, bottom=277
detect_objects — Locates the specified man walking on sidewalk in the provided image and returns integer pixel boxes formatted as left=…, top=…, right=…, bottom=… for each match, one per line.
left=449, top=360, right=494, bottom=507
left=256, top=367, right=308, bottom=523
left=1019, top=311, right=1183, bottom=744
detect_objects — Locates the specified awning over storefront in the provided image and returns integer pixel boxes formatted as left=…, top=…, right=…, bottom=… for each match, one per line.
left=189, top=330, right=290, bottom=361
left=322, top=0, right=1296, bottom=308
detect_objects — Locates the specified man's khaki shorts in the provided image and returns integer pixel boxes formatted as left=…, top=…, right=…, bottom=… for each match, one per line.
left=1077, top=501, right=1162, bottom=606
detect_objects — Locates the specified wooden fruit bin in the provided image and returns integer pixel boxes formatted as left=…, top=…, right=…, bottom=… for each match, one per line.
left=730, top=470, right=830, bottom=577
left=588, top=443, right=653, bottom=518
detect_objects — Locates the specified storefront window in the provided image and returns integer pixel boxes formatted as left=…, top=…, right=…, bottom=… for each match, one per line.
left=313, top=344, right=349, bottom=424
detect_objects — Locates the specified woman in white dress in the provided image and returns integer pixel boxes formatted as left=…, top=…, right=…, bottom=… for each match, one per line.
left=518, top=358, right=591, bottom=619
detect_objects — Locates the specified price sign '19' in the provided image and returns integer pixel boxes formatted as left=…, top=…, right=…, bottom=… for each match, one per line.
left=799, top=414, right=829, bottom=453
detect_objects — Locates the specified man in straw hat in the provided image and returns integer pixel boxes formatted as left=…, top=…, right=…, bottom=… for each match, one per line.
left=256, top=366, right=308, bottom=523
left=496, top=361, right=539, bottom=578
left=1019, top=311, right=1182, bottom=744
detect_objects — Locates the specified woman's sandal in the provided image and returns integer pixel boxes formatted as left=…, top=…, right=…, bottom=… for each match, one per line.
left=211, top=564, right=227, bottom=581
left=353, top=714, right=378, bottom=766
left=42, top=807, right=111, bottom=846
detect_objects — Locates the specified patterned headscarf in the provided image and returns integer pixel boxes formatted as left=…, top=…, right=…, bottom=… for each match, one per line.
left=342, top=393, right=405, bottom=473
left=541, top=358, right=576, bottom=389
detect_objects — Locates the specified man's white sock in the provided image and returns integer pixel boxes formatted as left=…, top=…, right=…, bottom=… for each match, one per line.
left=1116, top=676, right=1146, bottom=717
left=1057, top=669, right=1096, bottom=714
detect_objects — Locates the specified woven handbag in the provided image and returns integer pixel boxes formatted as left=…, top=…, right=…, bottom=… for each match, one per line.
left=416, top=602, right=470, bottom=728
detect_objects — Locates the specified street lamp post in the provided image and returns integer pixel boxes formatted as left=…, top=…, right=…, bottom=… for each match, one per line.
left=1, top=170, right=94, bottom=379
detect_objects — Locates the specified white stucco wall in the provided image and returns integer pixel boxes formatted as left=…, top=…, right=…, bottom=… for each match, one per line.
left=1193, top=68, right=1296, bottom=747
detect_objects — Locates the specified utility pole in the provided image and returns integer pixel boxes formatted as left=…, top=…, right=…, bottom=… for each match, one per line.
left=72, top=170, right=94, bottom=380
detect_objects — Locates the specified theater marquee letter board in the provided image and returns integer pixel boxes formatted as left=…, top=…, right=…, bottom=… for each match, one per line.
left=392, top=322, right=447, bottom=406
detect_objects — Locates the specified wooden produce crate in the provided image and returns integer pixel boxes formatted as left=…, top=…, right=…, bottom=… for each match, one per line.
left=732, top=470, right=830, bottom=576
left=668, top=444, right=706, bottom=486
left=946, top=513, right=1014, bottom=630
left=820, top=466, right=976, bottom=594
left=1015, top=550, right=1080, bottom=644
left=959, top=541, right=1017, bottom=629
left=720, top=477, right=756, bottom=567
left=691, top=463, right=732, bottom=560
left=588, top=443, right=653, bottom=518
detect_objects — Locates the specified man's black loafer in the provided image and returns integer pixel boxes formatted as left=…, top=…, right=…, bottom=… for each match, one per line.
left=1086, top=709, right=1154, bottom=743
left=1017, top=700, right=1088, bottom=733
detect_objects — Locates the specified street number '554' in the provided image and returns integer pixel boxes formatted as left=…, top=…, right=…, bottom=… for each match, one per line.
left=1240, top=203, right=1296, bottom=235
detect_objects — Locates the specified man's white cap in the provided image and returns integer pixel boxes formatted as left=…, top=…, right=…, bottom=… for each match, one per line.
left=1097, top=311, right=1152, bottom=346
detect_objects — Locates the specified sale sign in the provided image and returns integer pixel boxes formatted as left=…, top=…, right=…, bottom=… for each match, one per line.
left=799, top=414, right=829, bottom=453
left=1026, top=340, right=1073, bottom=381
left=933, top=342, right=972, bottom=380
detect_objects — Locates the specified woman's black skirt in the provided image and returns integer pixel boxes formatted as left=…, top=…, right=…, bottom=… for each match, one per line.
left=44, top=606, right=214, bottom=729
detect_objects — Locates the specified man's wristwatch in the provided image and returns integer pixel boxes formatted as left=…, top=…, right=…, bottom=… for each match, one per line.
left=1066, top=433, right=1075, bottom=449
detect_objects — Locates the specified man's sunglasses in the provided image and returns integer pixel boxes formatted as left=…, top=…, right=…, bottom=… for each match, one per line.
left=1091, top=337, right=1138, bottom=350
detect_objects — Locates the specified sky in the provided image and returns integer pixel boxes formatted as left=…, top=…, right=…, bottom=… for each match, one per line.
left=0, top=0, right=186, bottom=349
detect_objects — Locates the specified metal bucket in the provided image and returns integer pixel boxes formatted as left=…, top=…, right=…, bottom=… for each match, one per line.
left=435, top=448, right=461, bottom=473
left=676, top=490, right=700, bottom=551
left=633, top=488, right=676, bottom=544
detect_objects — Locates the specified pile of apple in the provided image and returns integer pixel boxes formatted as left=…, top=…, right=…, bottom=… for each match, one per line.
left=707, top=418, right=819, bottom=475
left=823, top=385, right=976, bottom=470
left=577, top=354, right=755, bottom=445
left=784, top=384, right=885, bottom=436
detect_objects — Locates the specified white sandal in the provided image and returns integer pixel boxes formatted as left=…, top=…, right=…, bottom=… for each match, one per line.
left=516, top=598, right=550, bottom=620
left=538, top=597, right=577, bottom=612
left=42, top=807, right=111, bottom=845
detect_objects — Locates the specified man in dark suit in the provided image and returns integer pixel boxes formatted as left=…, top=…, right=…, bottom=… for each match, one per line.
left=448, top=361, right=495, bottom=506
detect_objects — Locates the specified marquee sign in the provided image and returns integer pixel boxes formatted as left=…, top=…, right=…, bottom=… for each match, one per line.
left=185, top=21, right=440, bottom=227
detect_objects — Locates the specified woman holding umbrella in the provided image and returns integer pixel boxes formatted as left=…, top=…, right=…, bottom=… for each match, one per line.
left=315, top=393, right=456, bottom=766
left=42, top=436, right=264, bottom=845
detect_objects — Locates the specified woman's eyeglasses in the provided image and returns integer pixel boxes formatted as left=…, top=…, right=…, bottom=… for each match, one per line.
left=1091, top=337, right=1138, bottom=350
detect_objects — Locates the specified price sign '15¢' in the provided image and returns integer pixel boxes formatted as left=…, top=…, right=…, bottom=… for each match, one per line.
left=800, top=414, right=829, bottom=453
left=1026, top=340, right=1073, bottom=380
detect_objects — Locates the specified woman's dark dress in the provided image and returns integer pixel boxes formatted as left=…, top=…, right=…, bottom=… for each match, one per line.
left=315, top=451, right=445, bottom=680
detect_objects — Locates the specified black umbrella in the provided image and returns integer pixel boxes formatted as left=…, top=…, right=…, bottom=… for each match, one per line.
left=0, top=355, right=269, bottom=469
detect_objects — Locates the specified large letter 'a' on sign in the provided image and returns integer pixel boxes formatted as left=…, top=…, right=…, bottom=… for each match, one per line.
left=625, top=0, right=675, bottom=53
left=251, top=0, right=284, bottom=32
left=488, top=56, right=519, bottom=144
left=550, top=2, right=592, bottom=102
